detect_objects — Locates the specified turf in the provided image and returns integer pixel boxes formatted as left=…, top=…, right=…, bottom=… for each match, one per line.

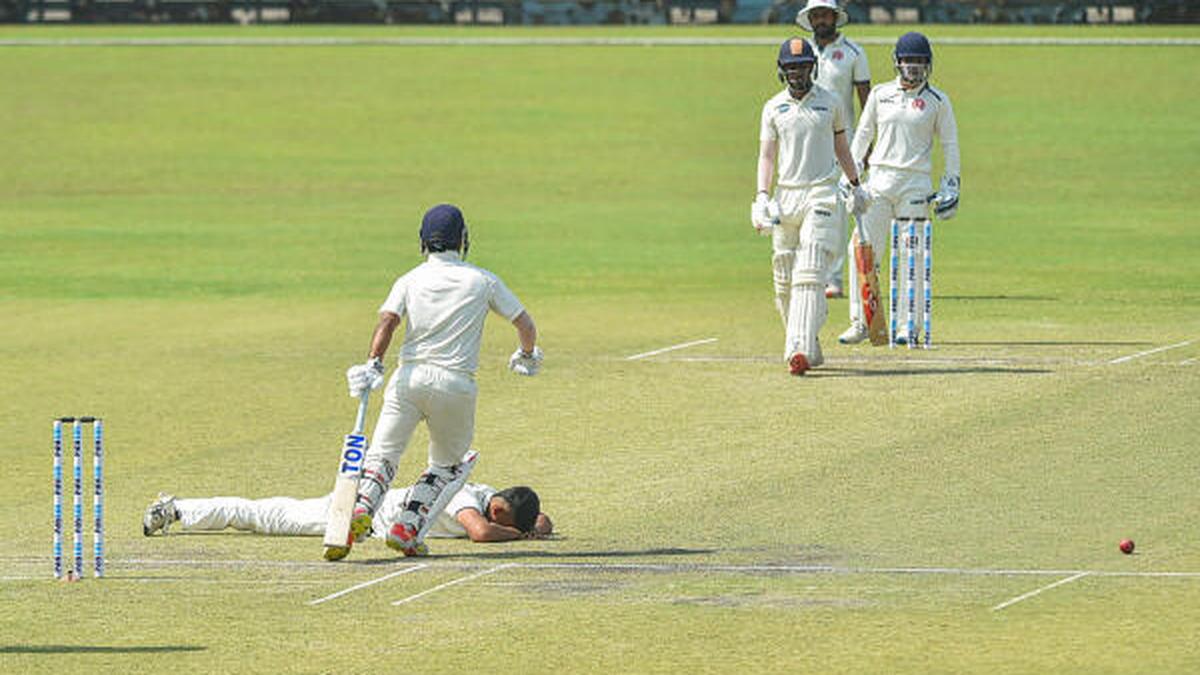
left=1, top=25, right=1199, bottom=674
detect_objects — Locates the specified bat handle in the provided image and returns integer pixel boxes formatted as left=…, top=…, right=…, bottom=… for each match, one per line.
left=352, top=391, right=370, bottom=435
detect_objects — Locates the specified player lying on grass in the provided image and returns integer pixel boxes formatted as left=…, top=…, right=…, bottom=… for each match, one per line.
left=142, top=482, right=552, bottom=543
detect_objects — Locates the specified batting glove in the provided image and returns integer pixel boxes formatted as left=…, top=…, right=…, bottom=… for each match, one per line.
left=839, top=178, right=870, bottom=217
left=508, top=346, right=543, bottom=377
left=934, top=175, right=959, bottom=220
left=346, top=357, right=386, bottom=397
left=751, top=192, right=780, bottom=234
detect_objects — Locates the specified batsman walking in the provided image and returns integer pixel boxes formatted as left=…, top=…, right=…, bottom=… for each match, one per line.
left=337, top=204, right=542, bottom=559
left=753, top=38, right=867, bottom=376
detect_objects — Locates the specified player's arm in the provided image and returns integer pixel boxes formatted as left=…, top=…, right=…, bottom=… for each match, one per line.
left=346, top=311, right=400, bottom=397
left=511, top=310, right=537, bottom=355
left=850, top=88, right=877, bottom=168
left=757, top=139, right=777, bottom=194
left=455, top=508, right=525, bottom=542
left=368, top=311, right=401, bottom=360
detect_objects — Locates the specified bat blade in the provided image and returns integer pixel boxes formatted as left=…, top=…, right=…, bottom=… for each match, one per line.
left=853, top=230, right=889, bottom=346
left=322, top=393, right=371, bottom=552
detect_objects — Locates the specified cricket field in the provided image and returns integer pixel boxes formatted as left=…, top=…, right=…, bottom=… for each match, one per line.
left=1, top=23, right=1199, bottom=674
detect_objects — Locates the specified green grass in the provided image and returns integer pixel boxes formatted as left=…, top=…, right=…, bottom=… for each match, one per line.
left=1, top=25, right=1199, bottom=674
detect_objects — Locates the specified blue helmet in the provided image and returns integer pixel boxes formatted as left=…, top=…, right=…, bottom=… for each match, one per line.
left=893, top=32, right=933, bottom=87
left=893, top=31, right=933, bottom=62
left=777, top=37, right=818, bottom=95
left=419, top=203, right=469, bottom=256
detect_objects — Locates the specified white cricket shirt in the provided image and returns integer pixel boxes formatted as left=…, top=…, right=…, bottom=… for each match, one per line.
left=851, top=79, right=960, bottom=177
left=375, top=482, right=497, bottom=539
left=760, top=83, right=847, bottom=188
left=380, top=252, right=525, bottom=375
left=810, top=34, right=870, bottom=131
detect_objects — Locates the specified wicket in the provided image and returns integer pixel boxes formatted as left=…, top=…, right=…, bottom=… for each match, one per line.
left=888, top=217, right=933, bottom=349
left=53, top=416, right=104, bottom=580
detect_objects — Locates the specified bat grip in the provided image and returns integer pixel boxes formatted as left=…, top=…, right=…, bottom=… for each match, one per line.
left=352, top=391, right=370, bottom=435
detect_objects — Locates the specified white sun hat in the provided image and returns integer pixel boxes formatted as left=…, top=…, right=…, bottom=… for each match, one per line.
left=795, top=0, right=849, bottom=31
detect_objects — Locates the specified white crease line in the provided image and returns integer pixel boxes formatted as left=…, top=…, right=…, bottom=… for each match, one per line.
left=1108, top=340, right=1193, bottom=365
left=308, top=564, right=426, bottom=606
left=392, top=563, right=514, bottom=607
left=625, top=337, right=717, bottom=361
left=1180, top=357, right=1196, bottom=366
left=991, top=571, right=1090, bottom=611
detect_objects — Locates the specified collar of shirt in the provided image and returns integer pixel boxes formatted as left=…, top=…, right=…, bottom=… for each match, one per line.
left=427, top=251, right=462, bottom=264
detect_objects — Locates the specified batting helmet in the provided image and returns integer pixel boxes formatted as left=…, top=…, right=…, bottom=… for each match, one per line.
left=419, top=203, right=469, bottom=257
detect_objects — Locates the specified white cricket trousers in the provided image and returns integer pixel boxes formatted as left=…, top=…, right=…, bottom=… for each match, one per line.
left=848, top=166, right=933, bottom=328
left=368, top=362, right=477, bottom=470
left=178, top=495, right=330, bottom=536
left=772, top=181, right=841, bottom=359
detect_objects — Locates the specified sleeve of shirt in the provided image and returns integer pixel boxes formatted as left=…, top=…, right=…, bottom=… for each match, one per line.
left=831, top=93, right=847, bottom=135
left=446, top=485, right=487, bottom=516
left=378, top=275, right=408, bottom=316
left=853, top=49, right=871, bottom=83
left=487, top=273, right=526, bottom=321
left=936, top=95, right=961, bottom=178
left=759, top=102, right=777, bottom=143
left=850, top=88, right=877, bottom=165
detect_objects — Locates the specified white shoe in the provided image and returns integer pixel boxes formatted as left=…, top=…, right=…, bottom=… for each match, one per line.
left=824, top=283, right=844, bottom=299
left=143, top=492, right=178, bottom=536
left=838, top=323, right=869, bottom=345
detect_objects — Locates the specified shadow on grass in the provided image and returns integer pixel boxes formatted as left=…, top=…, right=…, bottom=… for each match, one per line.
left=938, top=340, right=1152, bottom=347
left=936, top=295, right=1058, bottom=302
left=1, top=645, right=207, bottom=654
left=342, top=547, right=714, bottom=565
left=816, top=366, right=1053, bottom=377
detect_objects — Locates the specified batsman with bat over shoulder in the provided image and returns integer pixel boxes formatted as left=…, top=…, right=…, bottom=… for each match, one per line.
left=324, top=204, right=541, bottom=561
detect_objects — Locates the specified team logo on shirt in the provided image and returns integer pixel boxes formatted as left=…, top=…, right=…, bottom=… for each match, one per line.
left=832, top=50, right=844, bottom=61
left=777, top=103, right=791, bottom=113
left=912, top=98, right=927, bottom=111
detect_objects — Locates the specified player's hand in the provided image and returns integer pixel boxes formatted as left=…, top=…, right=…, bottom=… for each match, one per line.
left=839, top=178, right=870, bottom=217
left=934, top=175, right=959, bottom=220
left=751, top=192, right=780, bottom=235
left=508, top=346, right=543, bottom=376
left=346, top=357, right=385, bottom=397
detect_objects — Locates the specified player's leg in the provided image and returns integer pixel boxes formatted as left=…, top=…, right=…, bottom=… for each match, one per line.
left=770, top=187, right=803, bottom=328
left=387, top=368, right=479, bottom=556
left=785, top=187, right=839, bottom=375
left=842, top=184, right=894, bottom=344
left=354, top=366, right=422, bottom=537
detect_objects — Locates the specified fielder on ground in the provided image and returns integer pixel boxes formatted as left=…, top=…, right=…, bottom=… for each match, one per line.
left=795, top=0, right=871, bottom=301
left=142, top=483, right=553, bottom=542
left=753, top=38, right=868, bottom=376
left=340, top=203, right=542, bottom=558
left=838, top=32, right=960, bottom=346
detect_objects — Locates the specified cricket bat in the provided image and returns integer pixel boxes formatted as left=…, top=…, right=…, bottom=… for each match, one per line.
left=322, top=391, right=371, bottom=558
left=852, top=216, right=889, bottom=346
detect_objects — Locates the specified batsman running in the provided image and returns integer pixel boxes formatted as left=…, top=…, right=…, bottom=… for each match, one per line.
left=838, top=32, right=960, bottom=346
left=330, top=203, right=542, bottom=560
left=753, top=38, right=867, bottom=376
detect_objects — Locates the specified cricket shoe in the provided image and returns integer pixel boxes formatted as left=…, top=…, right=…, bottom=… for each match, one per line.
left=838, top=323, right=869, bottom=345
left=386, top=522, right=429, bottom=557
left=349, top=506, right=373, bottom=544
left=824, top=283, right=844, bottom=299
left=142, top=492, right=178, bottom=536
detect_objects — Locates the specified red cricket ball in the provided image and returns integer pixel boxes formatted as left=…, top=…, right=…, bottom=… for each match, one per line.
left=1119, top=539, right=1135, bottom=555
